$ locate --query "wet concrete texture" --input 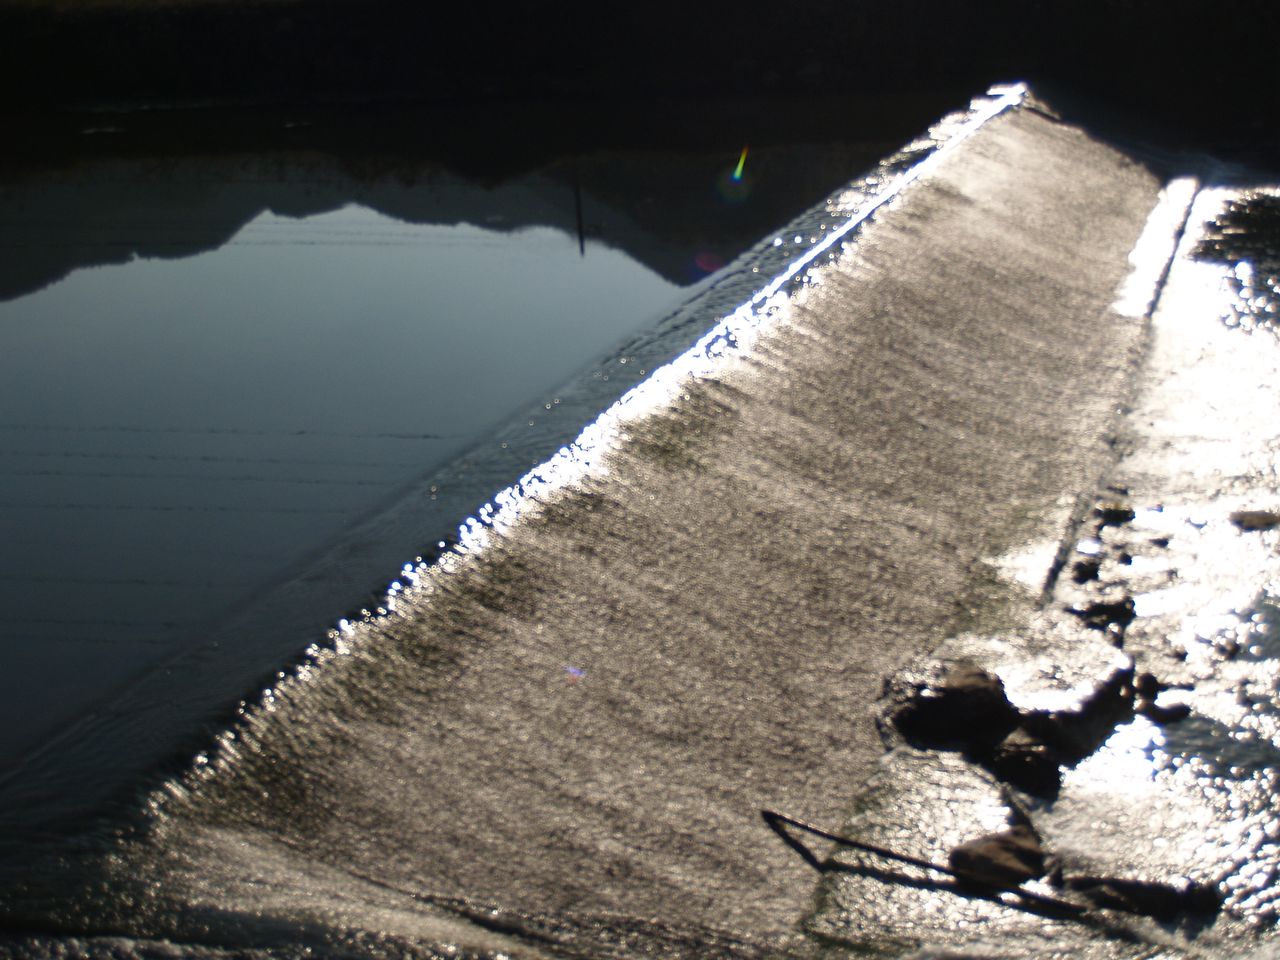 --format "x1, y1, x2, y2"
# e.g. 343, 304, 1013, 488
806, 185, 1280, 957
14, 103, 1175, 958
1046, 187, 1280, 933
